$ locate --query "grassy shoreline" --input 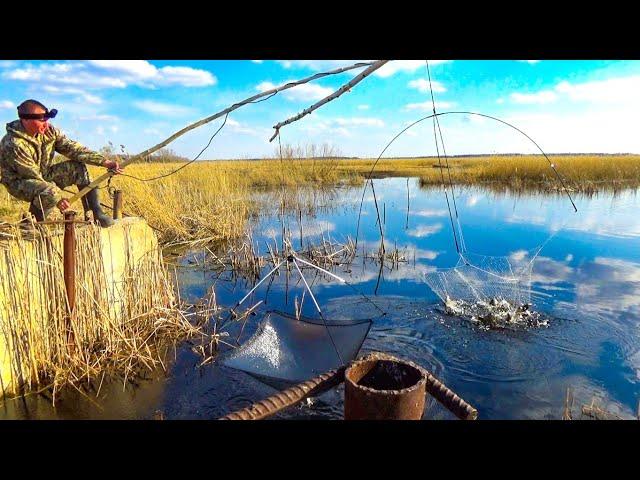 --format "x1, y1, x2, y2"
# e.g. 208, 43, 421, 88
1, 155, 639, 243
